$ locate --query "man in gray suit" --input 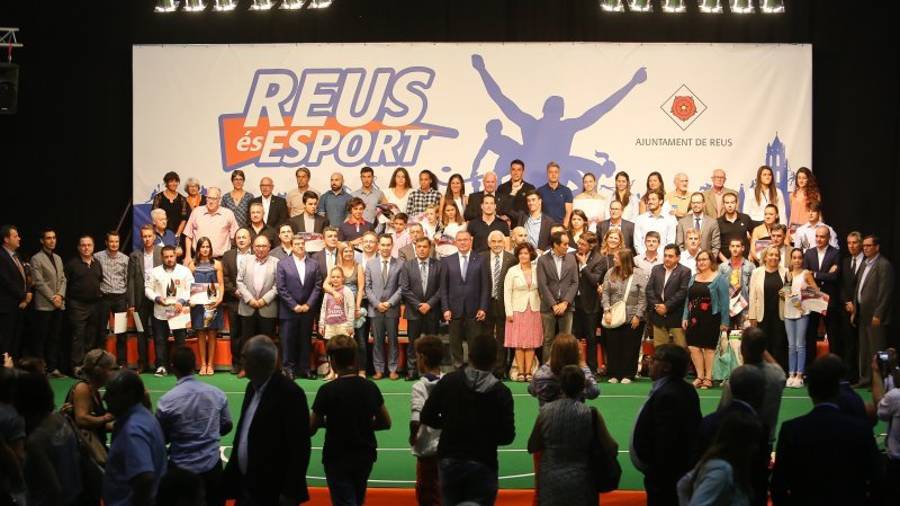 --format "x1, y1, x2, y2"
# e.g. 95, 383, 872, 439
853, 235, 895, 387
237, 235, 280, 347
31, 227, 67, 376
676, 192, 721, 259
536, 230, 579, 358
399, 236, 443, 380
126, 224, 161, 373
365, 234, 403, 379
